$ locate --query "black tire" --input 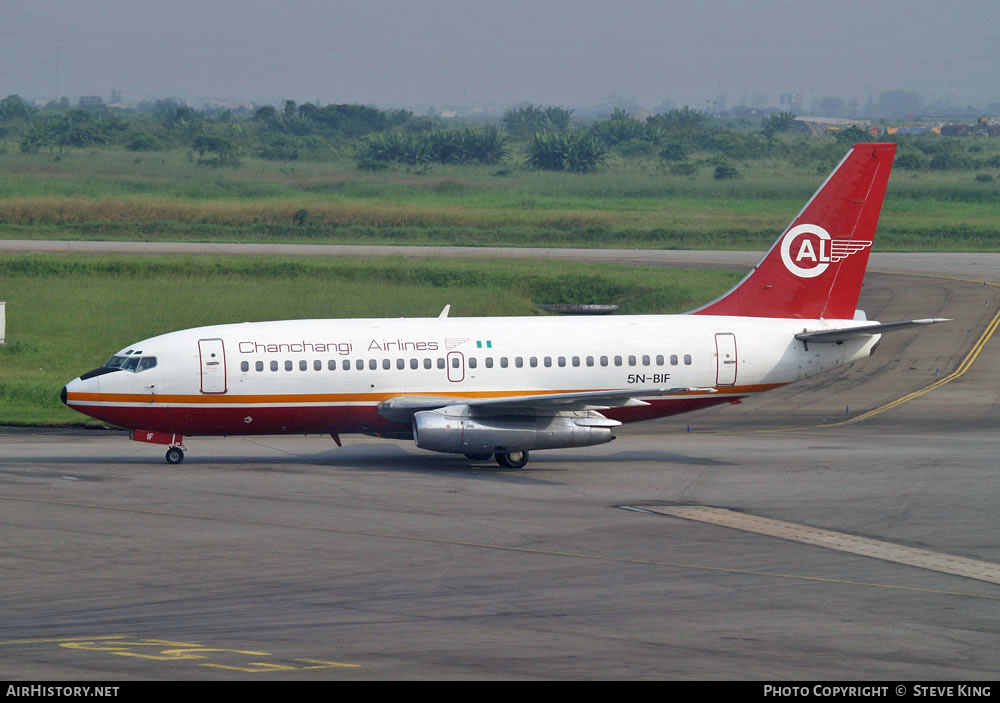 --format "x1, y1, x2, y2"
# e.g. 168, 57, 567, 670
505, 450, 529, 469
495, 450, 529, 469
165, 447, 184, 465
